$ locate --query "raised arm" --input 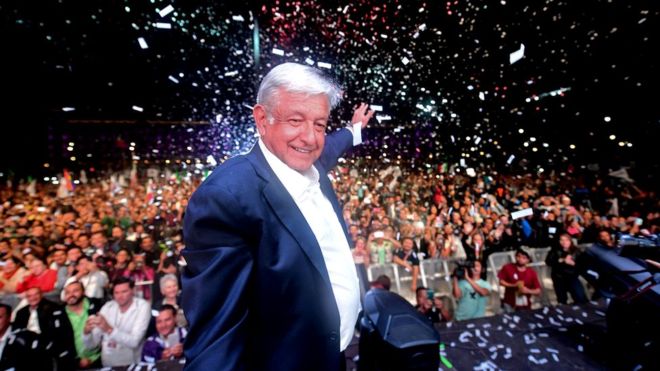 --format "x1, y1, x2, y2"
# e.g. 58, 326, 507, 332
316, 103, 374, 171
